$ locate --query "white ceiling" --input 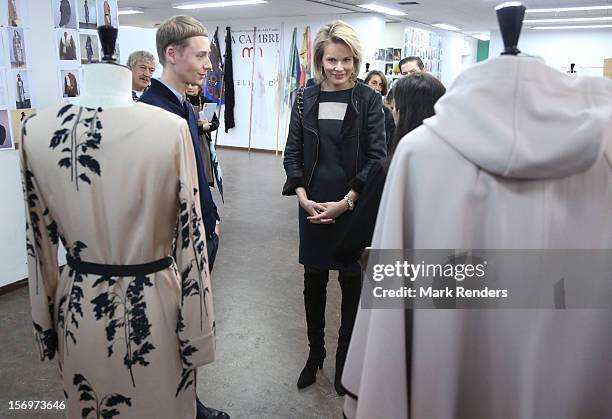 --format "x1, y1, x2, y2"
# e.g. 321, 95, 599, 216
118, 0, 612, 32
